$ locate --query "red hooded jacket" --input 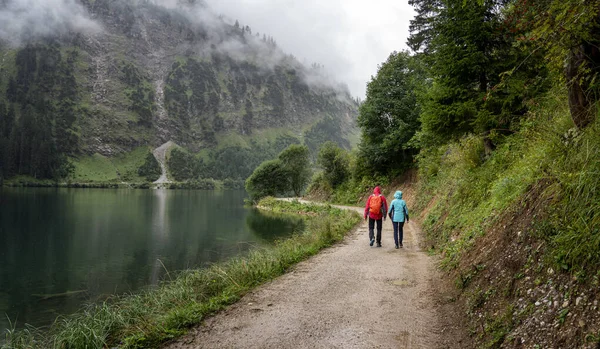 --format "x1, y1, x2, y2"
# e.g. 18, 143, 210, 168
364, 186, 388, 220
